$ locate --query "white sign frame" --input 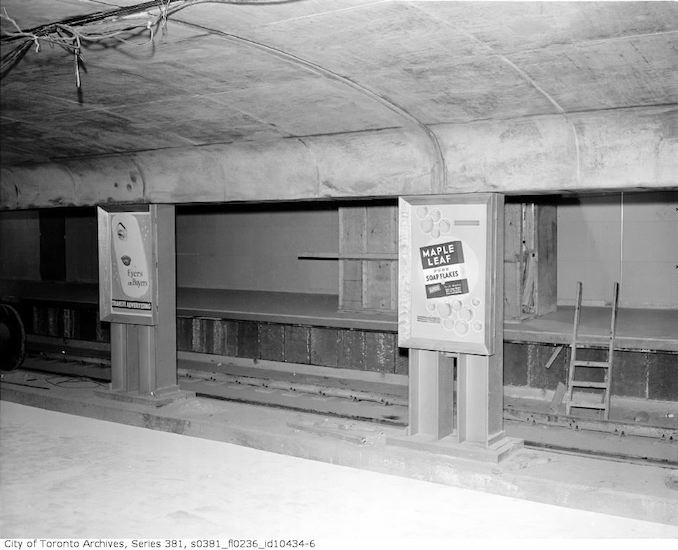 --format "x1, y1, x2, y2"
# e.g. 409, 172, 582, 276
98, 206, 158, 325
398, 193, 502, 356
